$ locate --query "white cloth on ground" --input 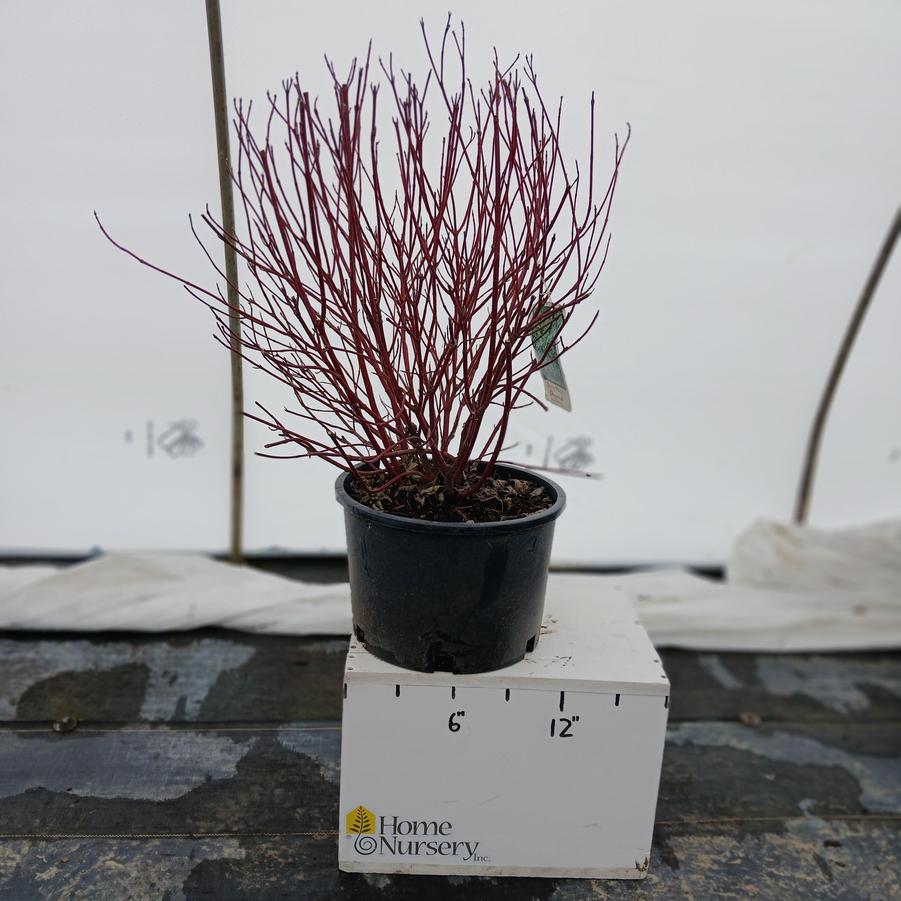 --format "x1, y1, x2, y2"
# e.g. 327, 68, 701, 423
1, 519, 899, 651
